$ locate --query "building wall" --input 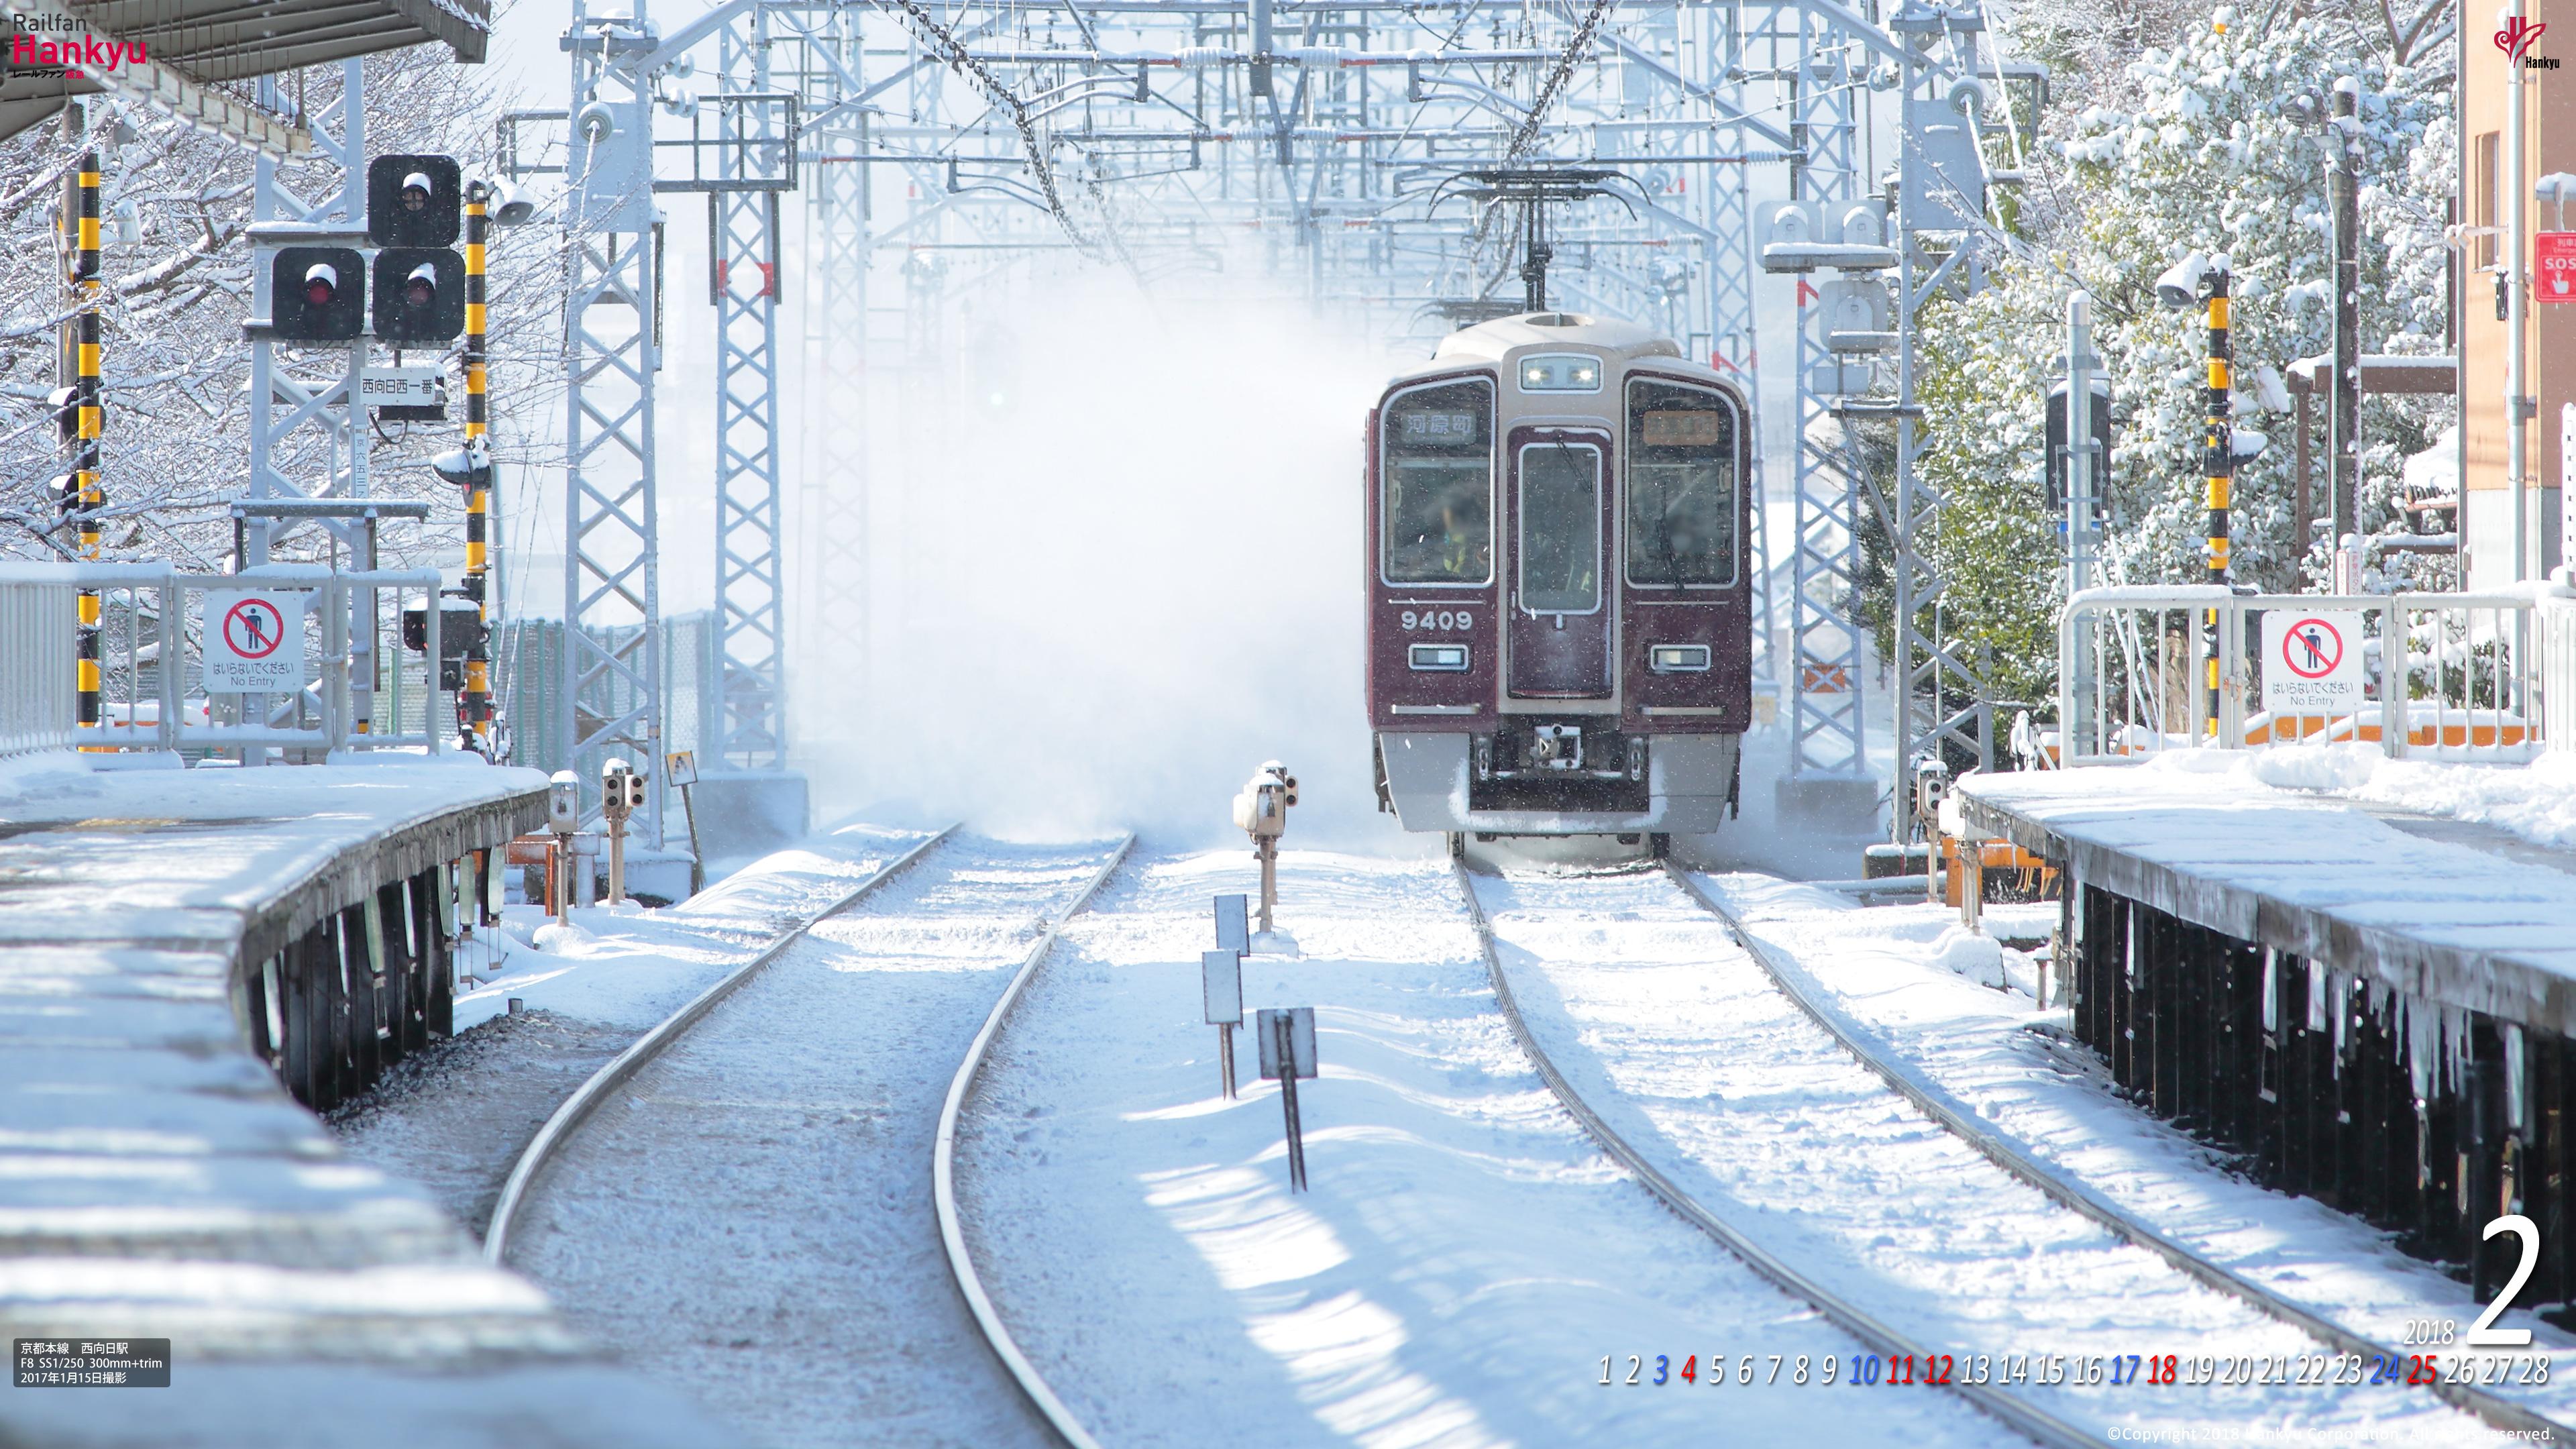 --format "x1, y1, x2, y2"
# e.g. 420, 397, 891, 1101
2463, 0, 2575, 586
